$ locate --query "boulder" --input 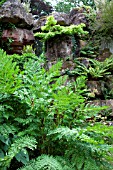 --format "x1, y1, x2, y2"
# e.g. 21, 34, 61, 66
0, 0, 34, 29
45, 35, 74, 61
30, 0, 53, 17
2, 28, 35, 54
52, 12, 69, 26
69, 7, 90, 27
87, 80, 104, 97
33, 12, 69, 32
